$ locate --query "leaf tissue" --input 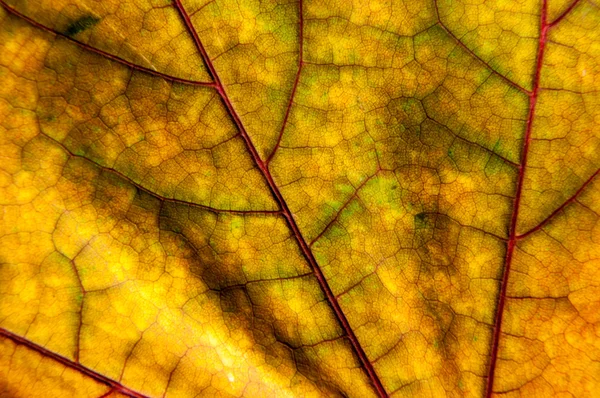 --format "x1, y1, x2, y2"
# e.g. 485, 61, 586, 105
0, 0, 599, 396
